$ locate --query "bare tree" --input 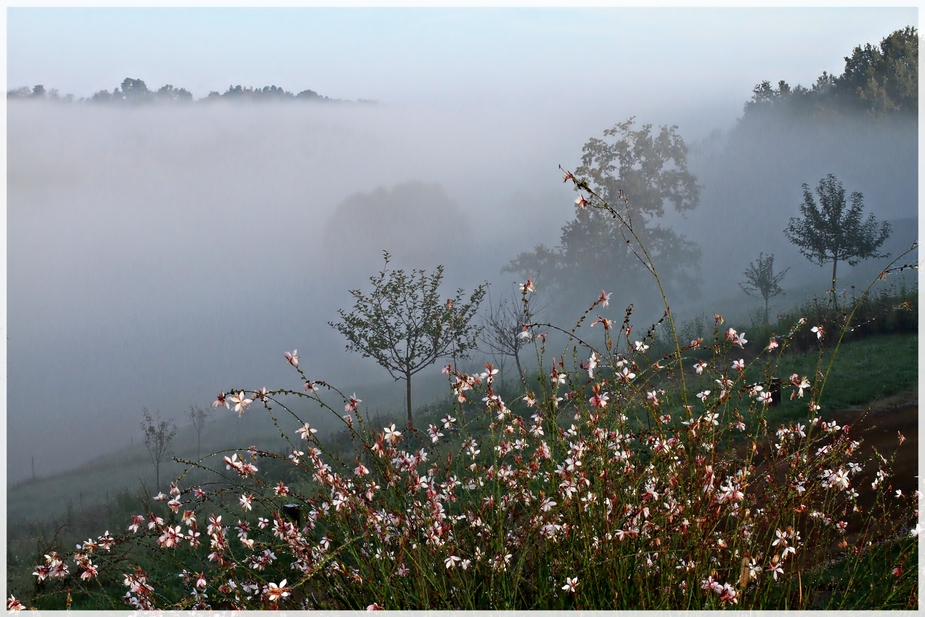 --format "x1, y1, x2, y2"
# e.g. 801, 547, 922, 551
187, 405, 213, 460
480, 284, 545, 382
141, 408, 177, 493
739, 252, 789, 326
